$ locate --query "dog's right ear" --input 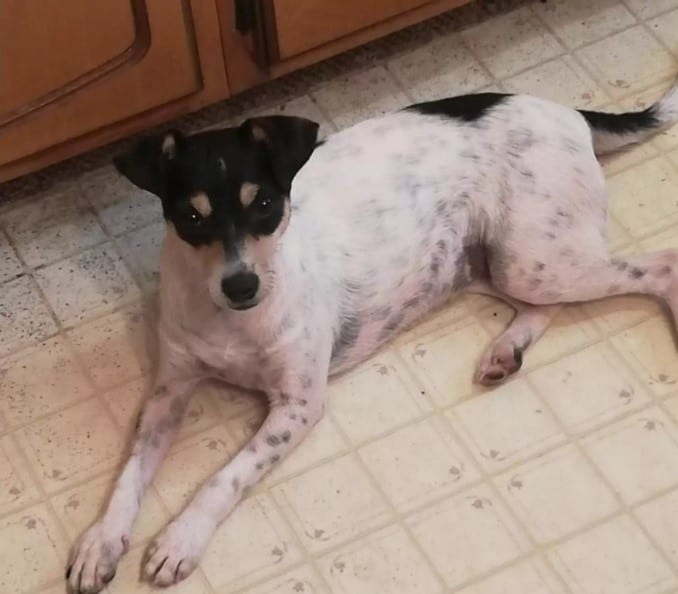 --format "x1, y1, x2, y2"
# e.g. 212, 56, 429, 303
113, 130, 184, 198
